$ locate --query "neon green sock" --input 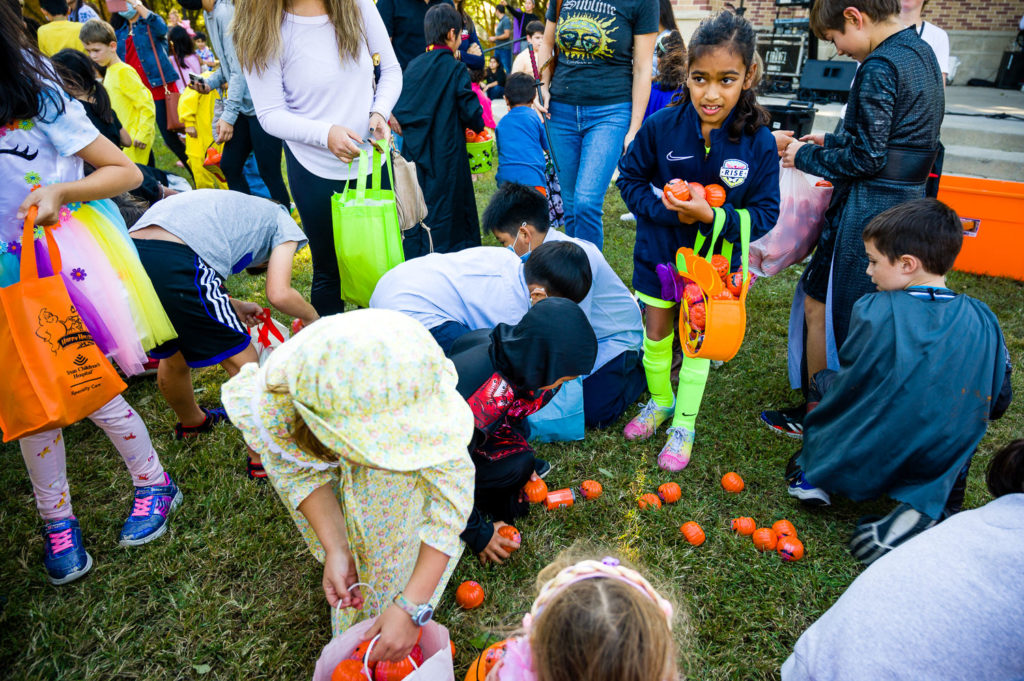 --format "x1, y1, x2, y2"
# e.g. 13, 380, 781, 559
673, 356, 711, 430
642, 331, 675, 409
